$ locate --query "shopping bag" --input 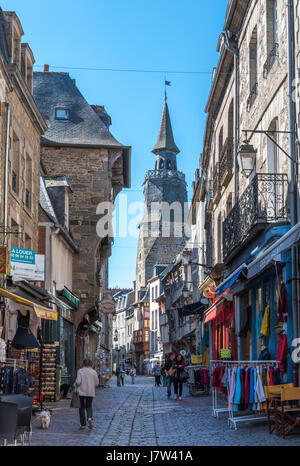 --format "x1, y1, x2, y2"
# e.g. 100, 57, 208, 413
70, 389, 81, 408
